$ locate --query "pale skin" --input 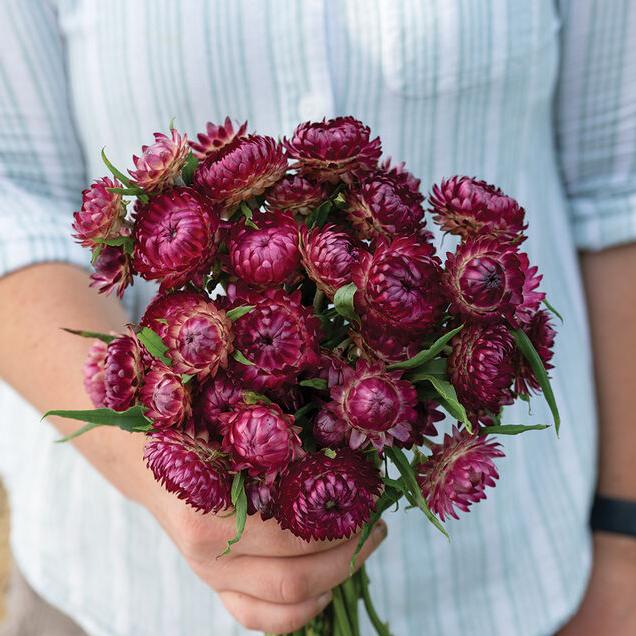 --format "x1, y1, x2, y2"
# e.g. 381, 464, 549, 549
0, 263, 387, 634
1, 245, 634, 634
